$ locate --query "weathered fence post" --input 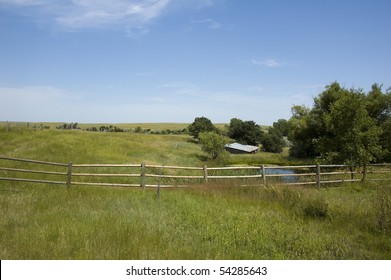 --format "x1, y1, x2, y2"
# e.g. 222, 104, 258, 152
203, 165, 208, 183
141, 162, 146, 189
316, 164, 321, 188
349, 166, 355, 180
66, 162, 72, 188
262, 164, 266, 185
